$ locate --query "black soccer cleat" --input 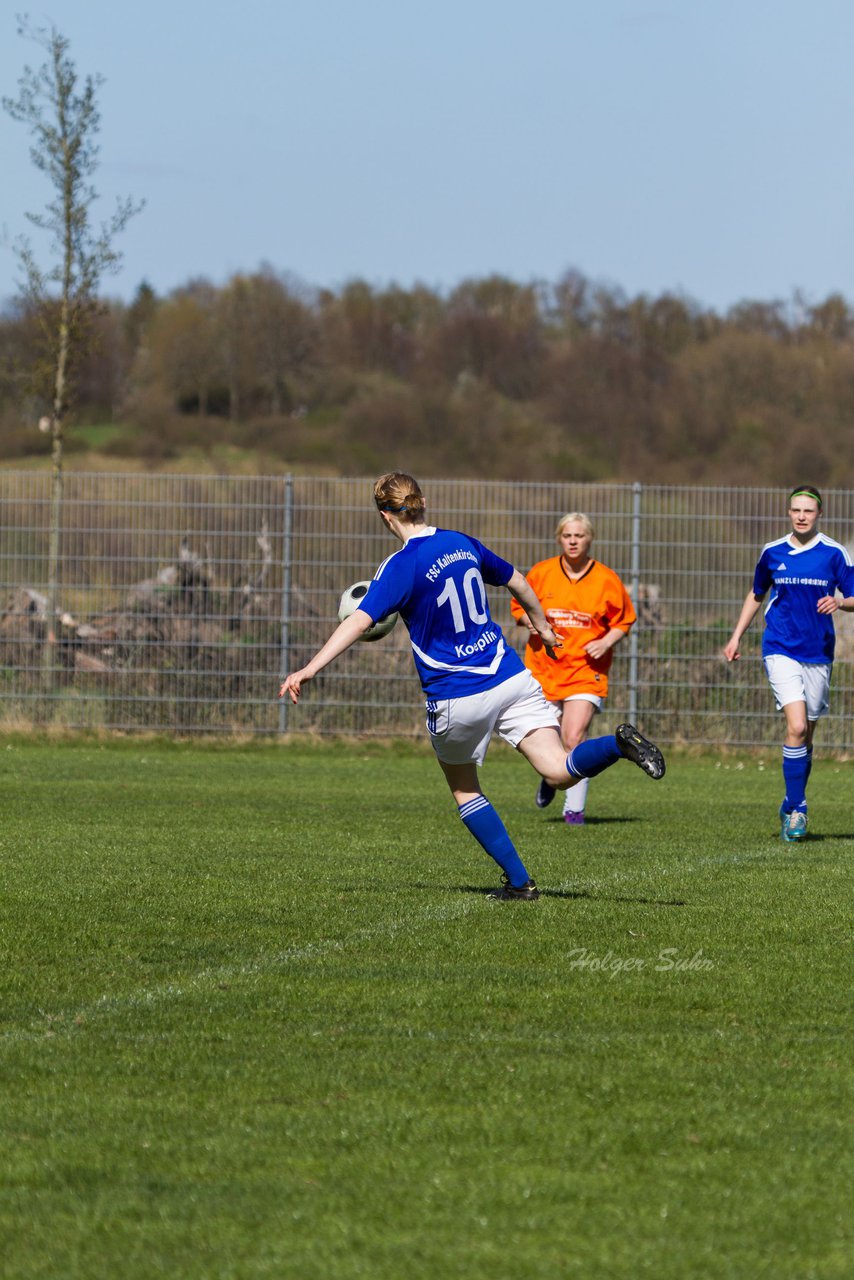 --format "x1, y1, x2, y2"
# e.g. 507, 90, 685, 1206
535, 778, 556, 809
489, 876, 541, 901
616, 723, 666, 780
